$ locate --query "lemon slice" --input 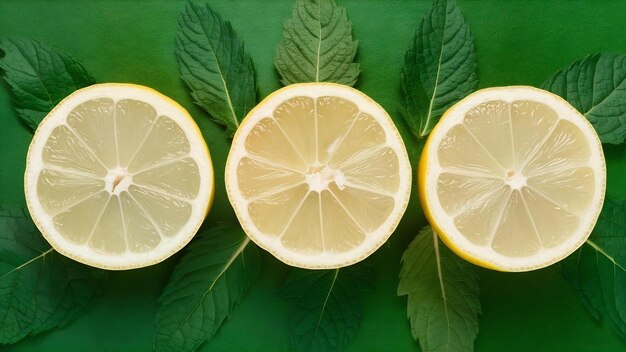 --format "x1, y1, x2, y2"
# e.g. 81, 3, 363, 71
24, 83, 214, 270
225, 83, 412, 269
419, 86, 606, 272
